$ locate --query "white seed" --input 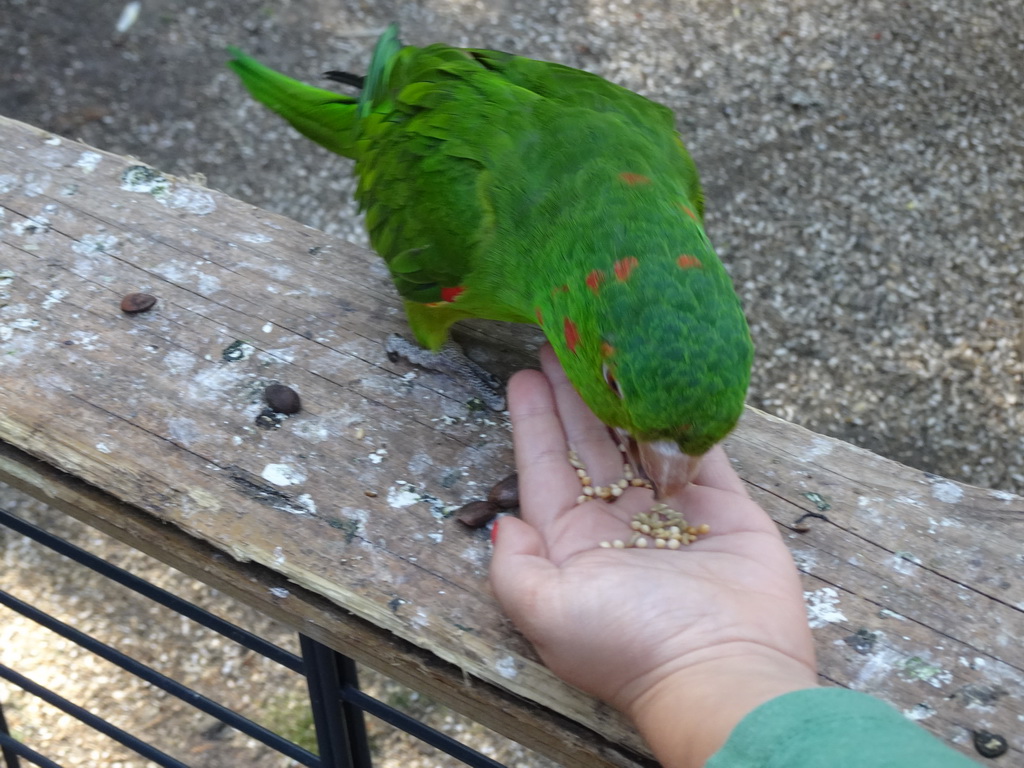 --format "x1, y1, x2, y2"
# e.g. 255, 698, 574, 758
654, 538, 667, 548
634, 536, 649, 548
612, 539, 625, 549
599, 541, 612, 548
667, 538, 681, 550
